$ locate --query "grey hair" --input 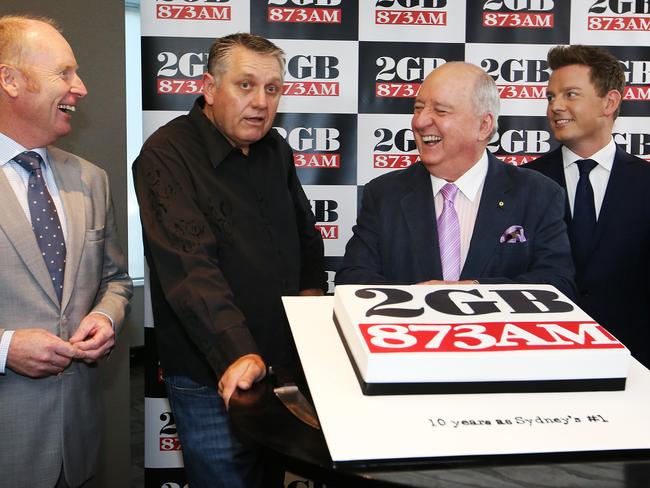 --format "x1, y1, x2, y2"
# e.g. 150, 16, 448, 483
471, 66, 500, 139
207, 32, 285, 85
